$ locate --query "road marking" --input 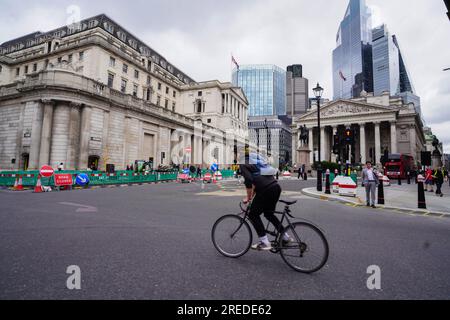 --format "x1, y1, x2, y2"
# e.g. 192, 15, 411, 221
59, 202, 98, 212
